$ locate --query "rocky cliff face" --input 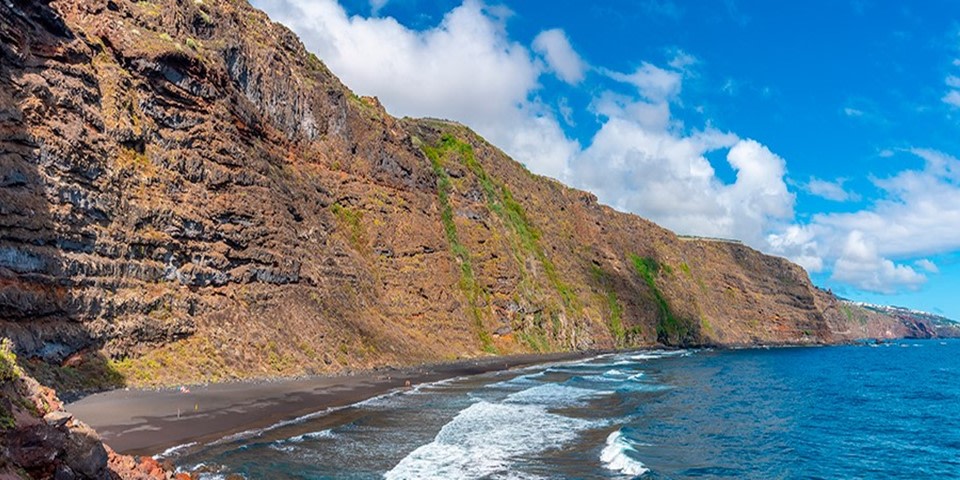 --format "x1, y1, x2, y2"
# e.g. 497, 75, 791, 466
0, 0, 924, 389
